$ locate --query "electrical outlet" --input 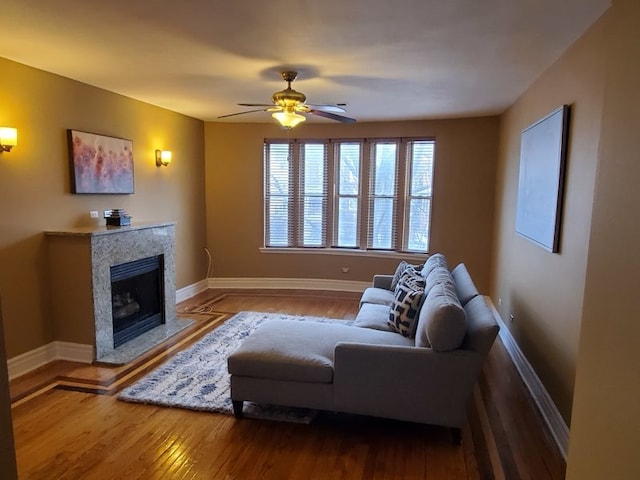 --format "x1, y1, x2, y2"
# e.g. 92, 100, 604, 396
90, 210, 99, 219
498, 298, 502, 306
